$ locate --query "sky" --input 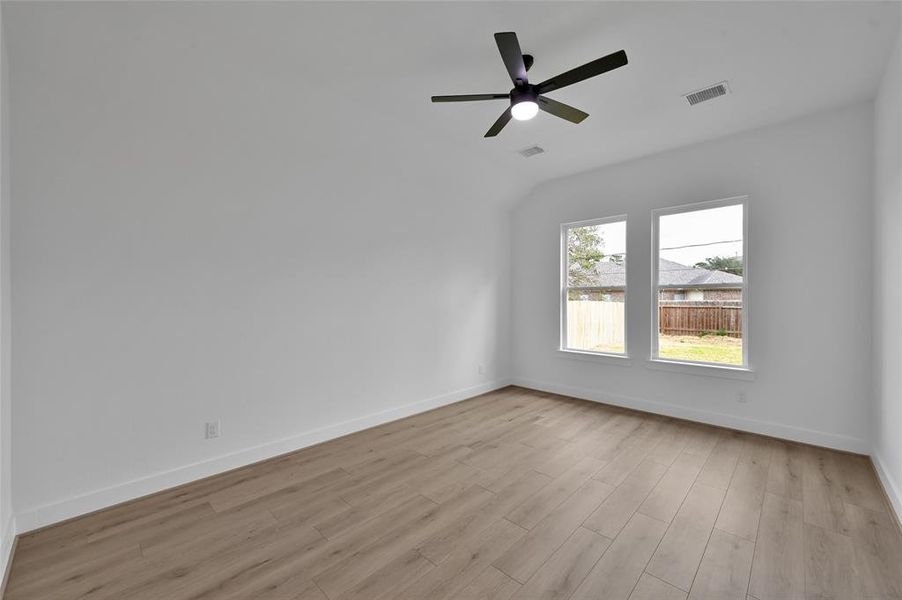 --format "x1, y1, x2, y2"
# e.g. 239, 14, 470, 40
595, 220, 626, 259
658, 204, 743, 266
577, 203, 742, 268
